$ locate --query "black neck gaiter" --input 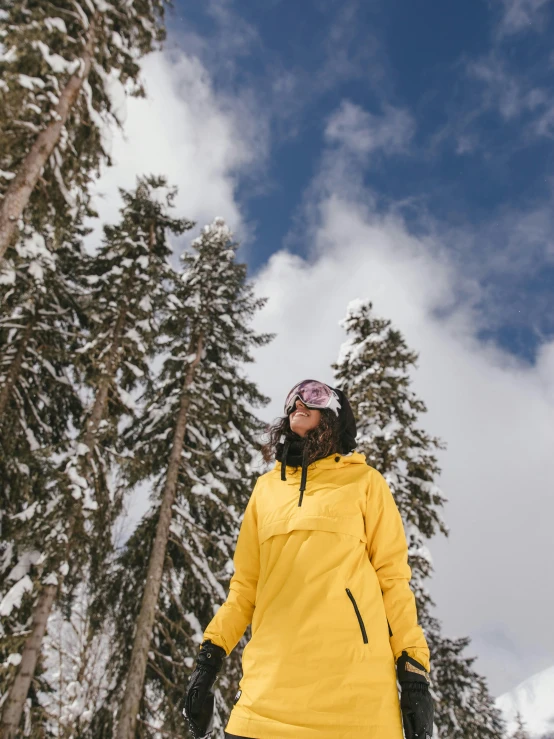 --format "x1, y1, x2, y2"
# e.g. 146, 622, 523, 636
275, 433, 306, 469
